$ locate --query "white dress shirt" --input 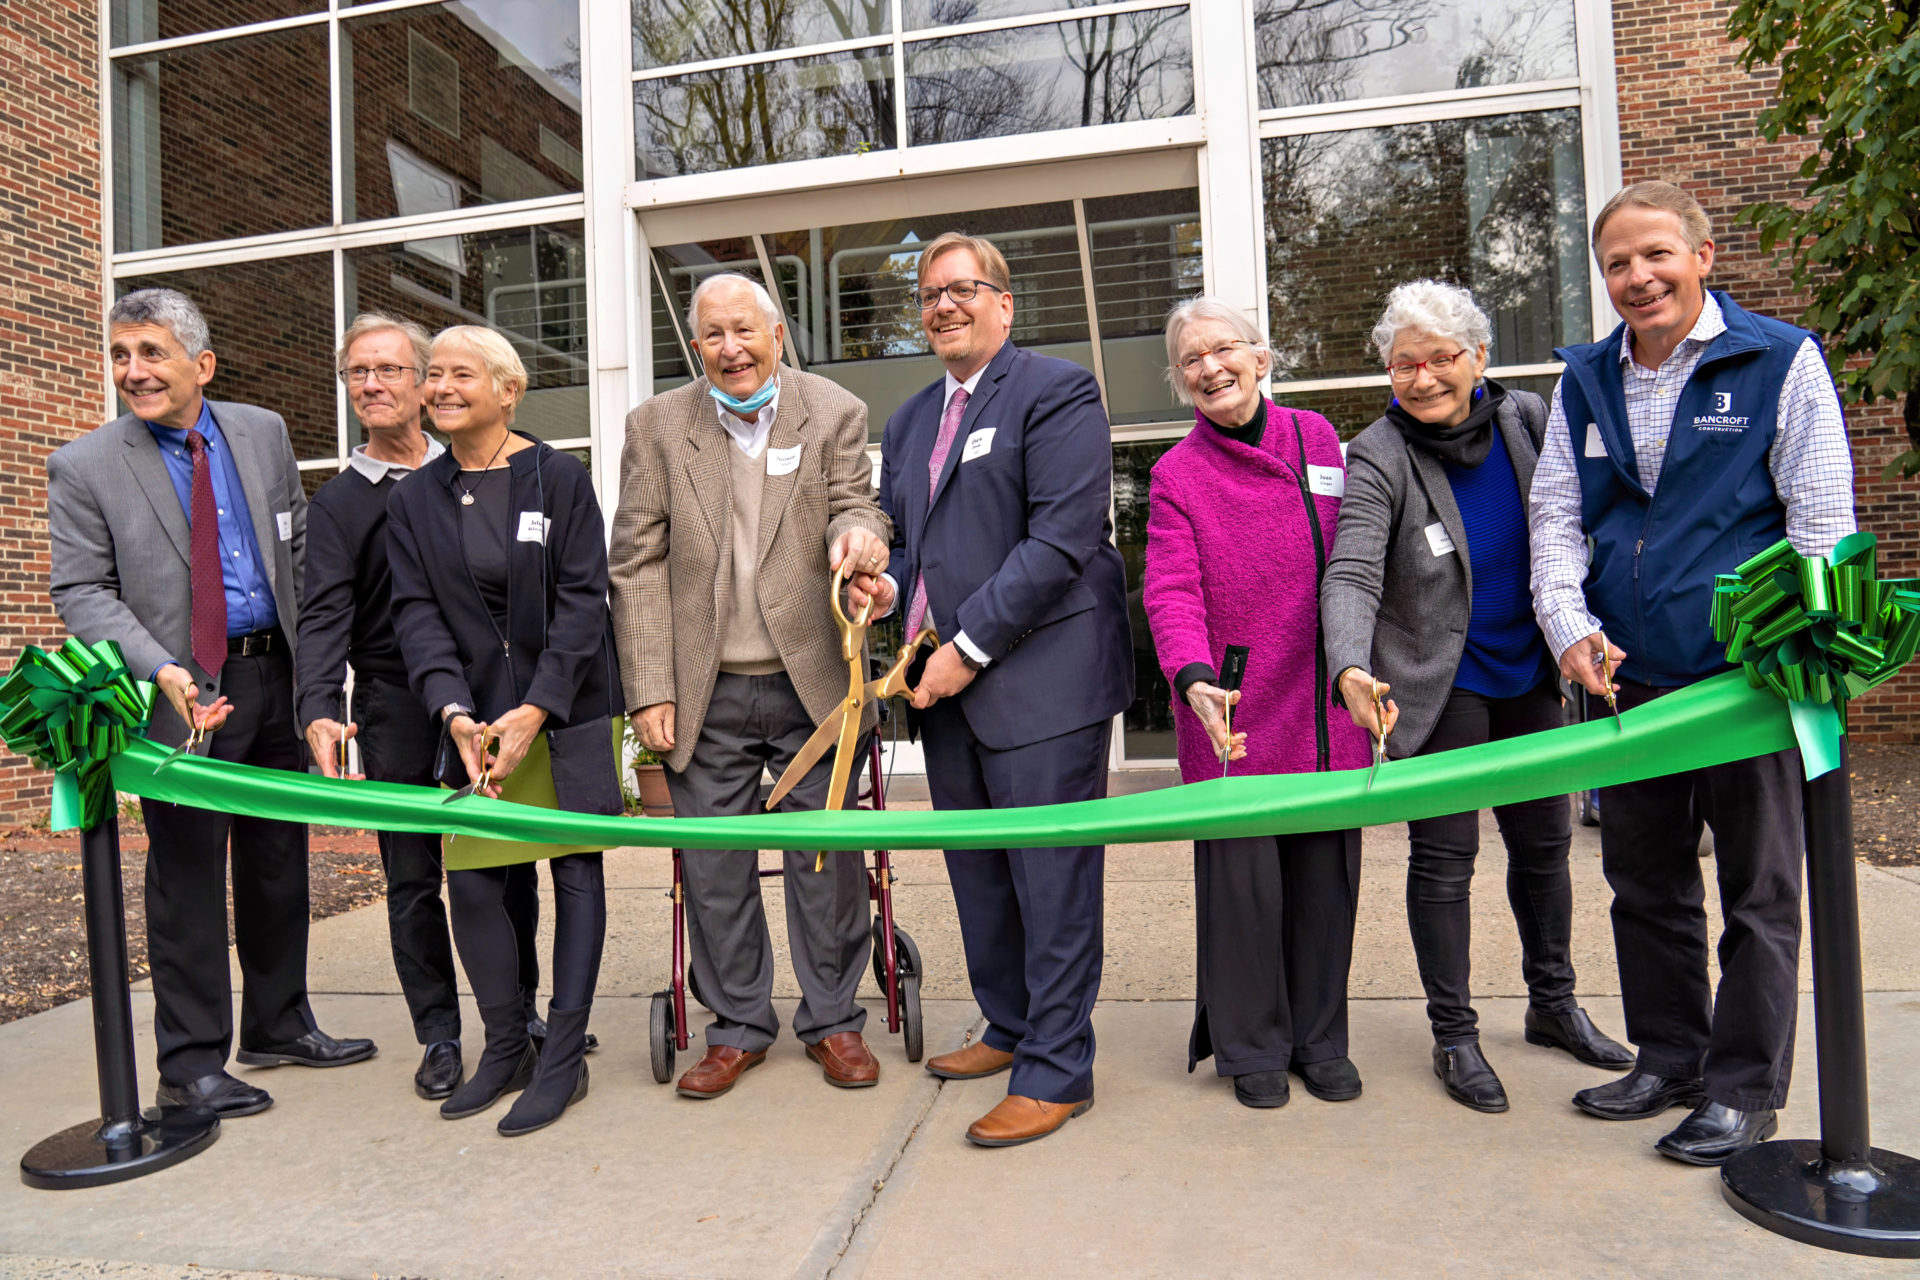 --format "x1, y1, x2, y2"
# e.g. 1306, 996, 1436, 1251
1529, 294, 1857, 660
713, 379, 778, 459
